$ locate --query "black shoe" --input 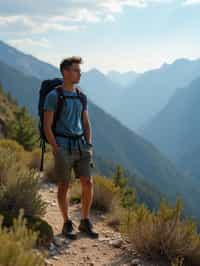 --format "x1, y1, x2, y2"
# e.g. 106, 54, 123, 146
78, 218, 99, 239
62, 219, 77, 240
